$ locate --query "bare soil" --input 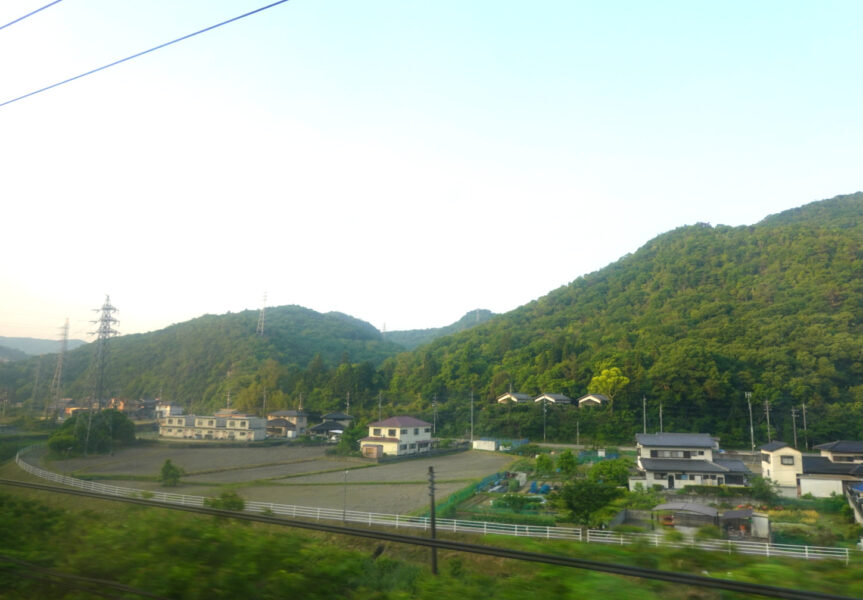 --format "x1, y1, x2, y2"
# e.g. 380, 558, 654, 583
43, 444, 515, 515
